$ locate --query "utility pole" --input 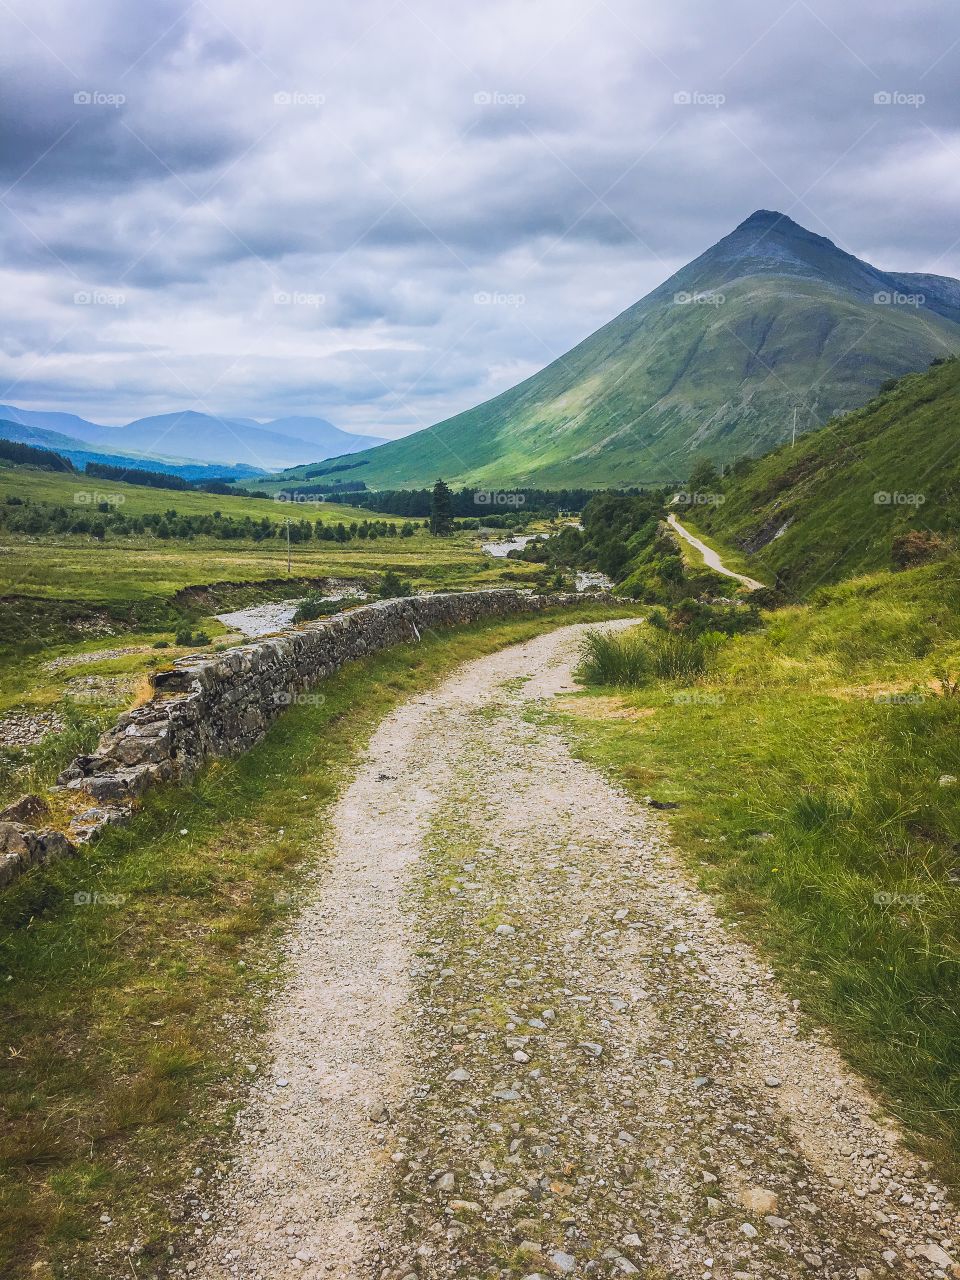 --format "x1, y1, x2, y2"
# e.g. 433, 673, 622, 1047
791, 407, 797, 448
286, 518, 291, 576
